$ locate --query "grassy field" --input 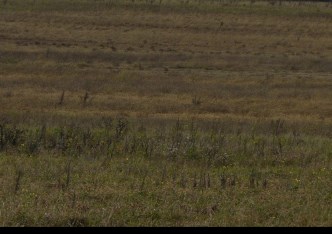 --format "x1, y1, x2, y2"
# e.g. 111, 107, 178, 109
0, 0, 331, 226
